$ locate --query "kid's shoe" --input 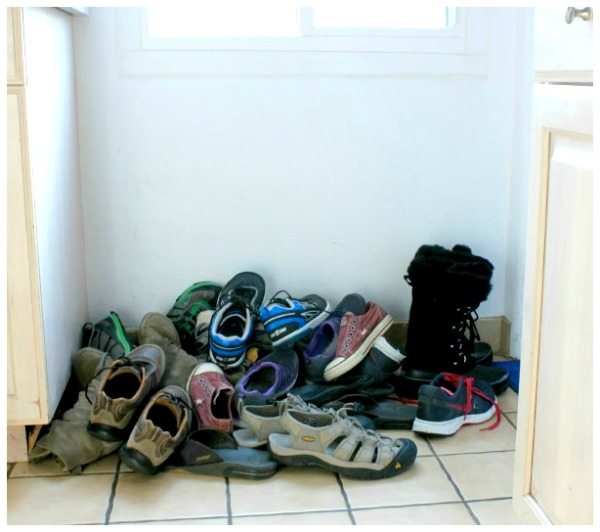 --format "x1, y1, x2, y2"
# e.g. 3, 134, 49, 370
303, 293, 366, 383
167, 282, 223, 356
234, 347, 299, 403
259, 291, 330, 347
187, 362, 235, 433
81, 311, 135, 357
209, 272, 265, 370
412, 372, 501, 436
323, 302, 393, 382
